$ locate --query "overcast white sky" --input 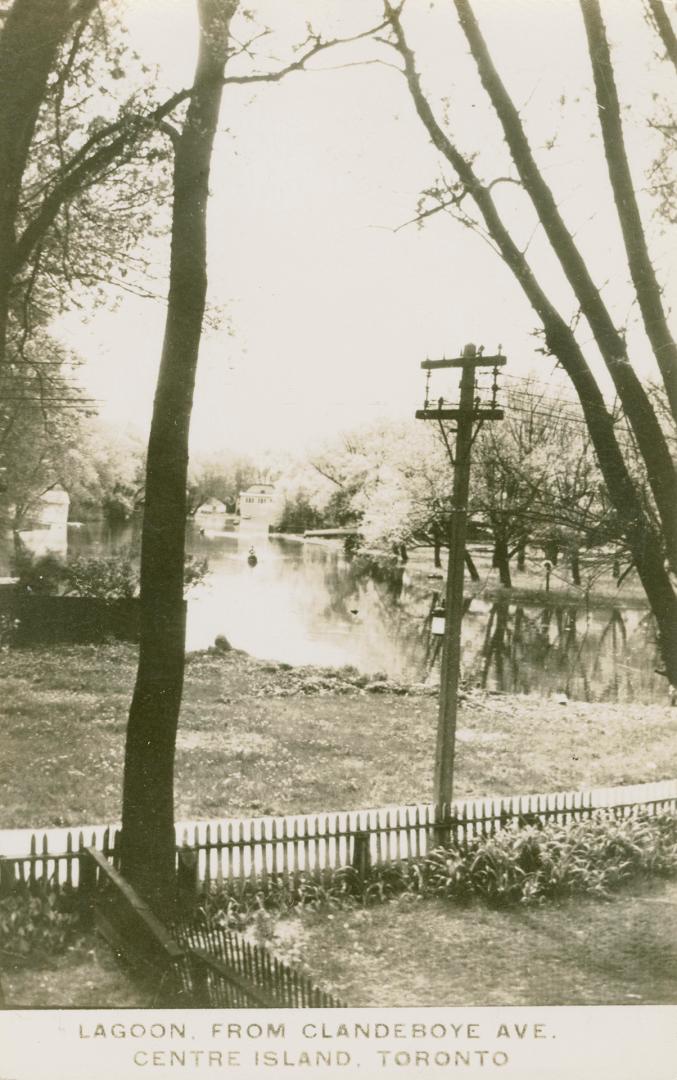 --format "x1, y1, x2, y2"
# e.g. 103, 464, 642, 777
55, 0, 675, 457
